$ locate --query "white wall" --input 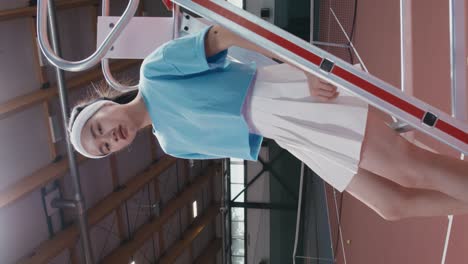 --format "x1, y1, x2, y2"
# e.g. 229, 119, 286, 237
245, 0, 276, 24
